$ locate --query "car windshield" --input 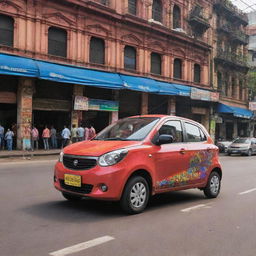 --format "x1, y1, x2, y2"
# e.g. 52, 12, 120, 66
94, 117, 160, 141
233, 138, 250, 144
